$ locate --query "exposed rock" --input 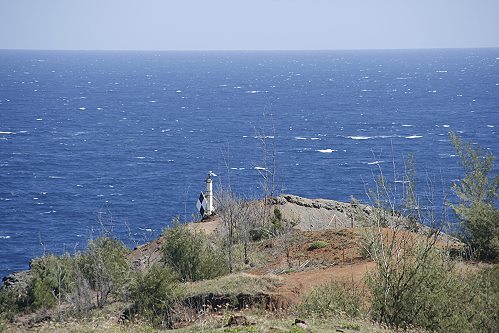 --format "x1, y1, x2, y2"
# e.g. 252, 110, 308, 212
274, 194, 374, 231
1, 270, 32, 291
225, 315, 250, 327
293, 318, 312, 332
